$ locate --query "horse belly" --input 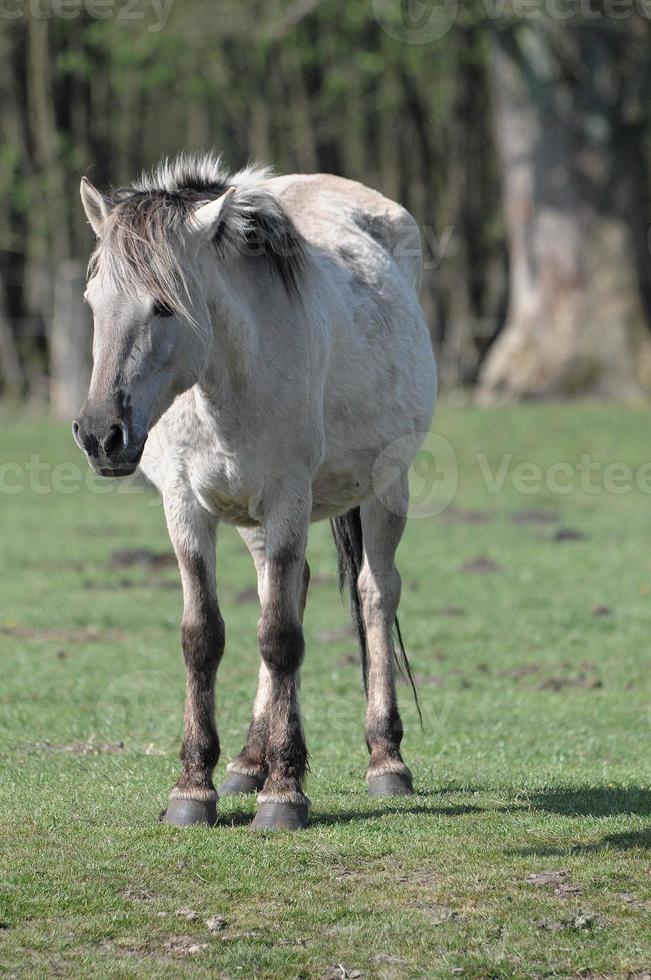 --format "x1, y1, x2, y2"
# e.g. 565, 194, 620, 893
197, 469, 371, 526
199, 488, 261, 526
310, 457, 375, 521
